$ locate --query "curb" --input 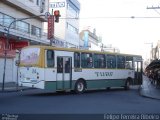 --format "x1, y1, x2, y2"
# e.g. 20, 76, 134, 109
0, 87, 35, 93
